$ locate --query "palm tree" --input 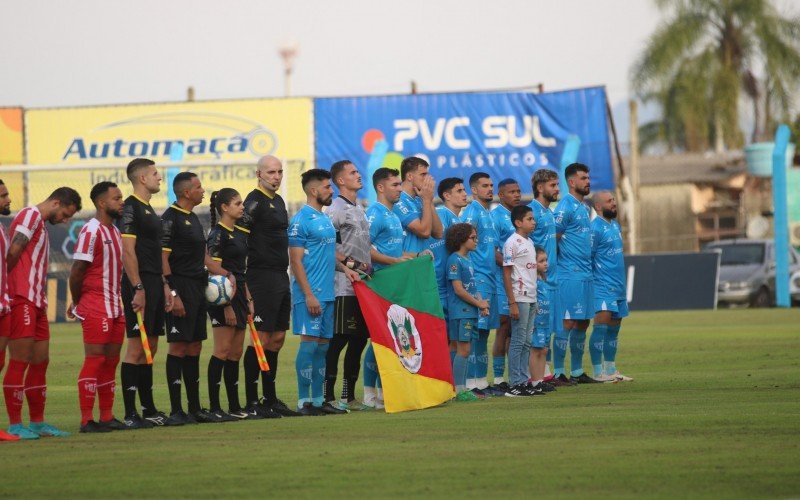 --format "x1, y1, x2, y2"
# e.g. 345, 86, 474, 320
632, 0, 800, 152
